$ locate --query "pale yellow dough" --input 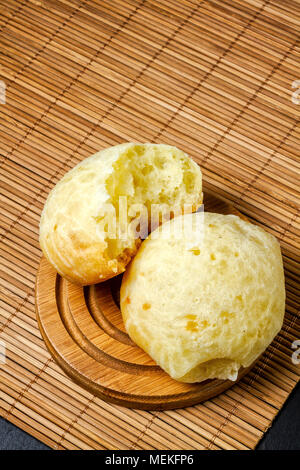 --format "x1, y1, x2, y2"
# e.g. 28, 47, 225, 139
120, 212, 285, 383
39, 143, 202, 285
